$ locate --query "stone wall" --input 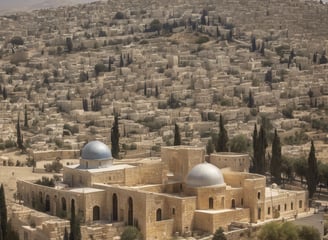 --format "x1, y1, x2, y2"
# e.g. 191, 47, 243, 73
210, 153, 250, 172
